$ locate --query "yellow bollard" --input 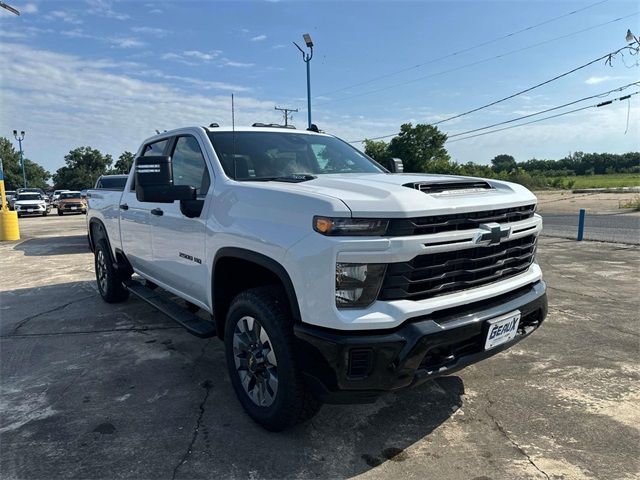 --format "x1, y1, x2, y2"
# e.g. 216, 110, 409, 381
0, 177, 20, 241
0, 209, 20, 241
